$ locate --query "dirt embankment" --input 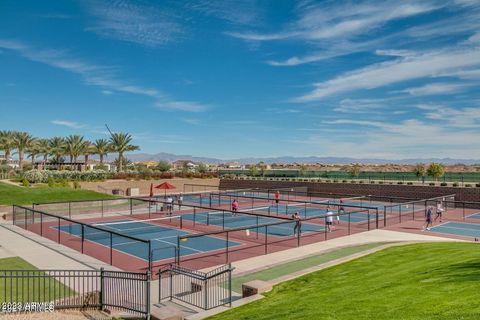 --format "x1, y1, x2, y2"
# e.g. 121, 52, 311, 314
79, 178, 220, 195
